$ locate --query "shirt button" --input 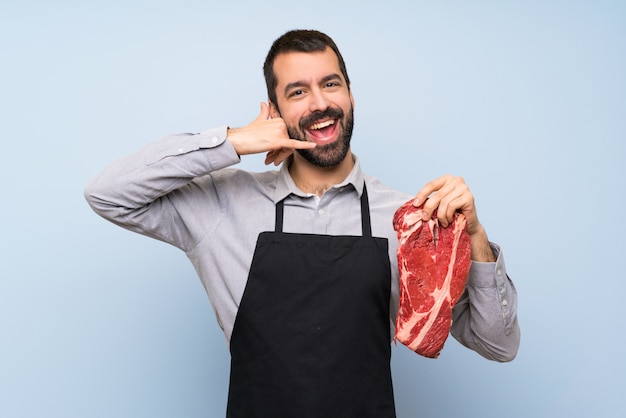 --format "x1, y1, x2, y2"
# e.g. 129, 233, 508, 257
496, 269, 502, 276
318, 209, 324, 215
177, 148, 185, 154
211, 136, 219, 143
502, 299, 508, 306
